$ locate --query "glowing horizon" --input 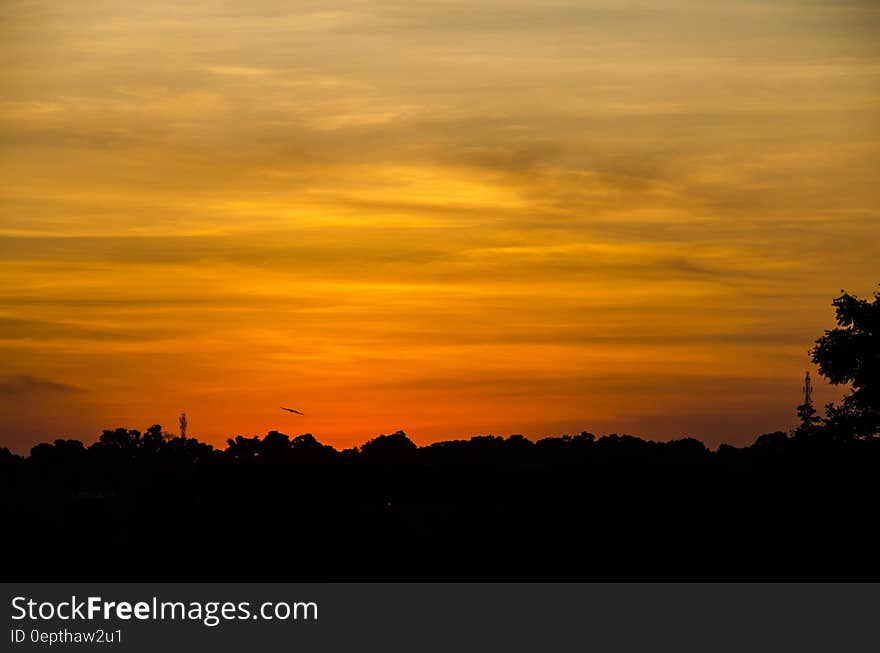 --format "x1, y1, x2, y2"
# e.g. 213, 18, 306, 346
1, 0, 878, 453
